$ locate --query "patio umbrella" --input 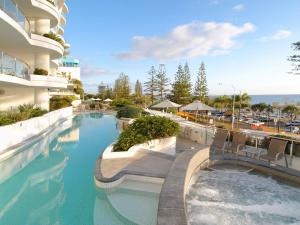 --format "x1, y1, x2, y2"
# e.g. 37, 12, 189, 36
104, 98, 113, 103
180, 100, 215, 122
180, 100, 215, 111
151, 99, 181, 109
